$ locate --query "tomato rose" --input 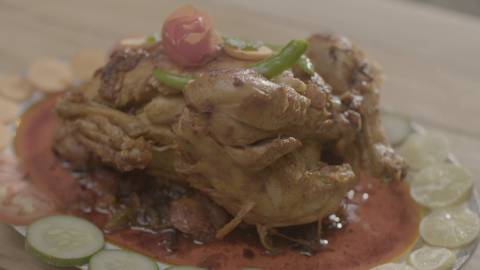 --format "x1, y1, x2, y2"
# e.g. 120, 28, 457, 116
162, 5, 221, 67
